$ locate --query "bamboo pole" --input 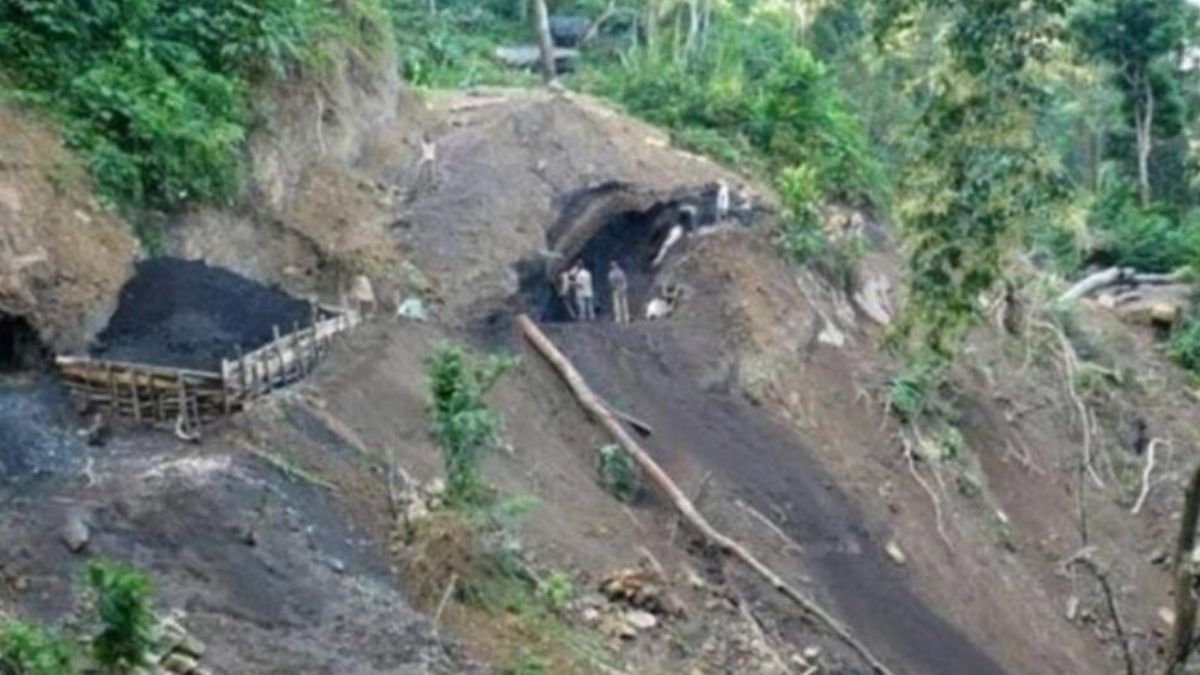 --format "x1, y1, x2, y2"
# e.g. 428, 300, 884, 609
515, 314, 896, 675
